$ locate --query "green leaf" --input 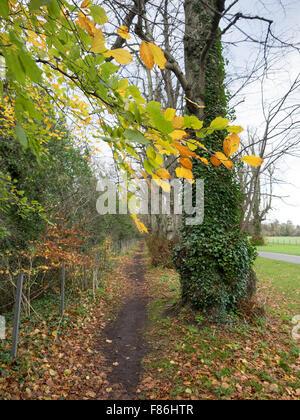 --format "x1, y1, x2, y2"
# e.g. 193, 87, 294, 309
69, 45, 80, 60
6, 52, 26, 84
184, 115, 203, 130
210, 117, 229, 130
19, 52, 42, 83
47, 0, 60, 18
89, 6, 108, 25
124, 129, 149, 145
144, 160, 154, 175
0, 0, 9, 18
29, 0, 53, 12
15, 94, 42, 120
15, 123, 28, 149
145, 101, 174, 134
101, 62, 118, 79
146, 146, 156, 160
227, 125, 244, 134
